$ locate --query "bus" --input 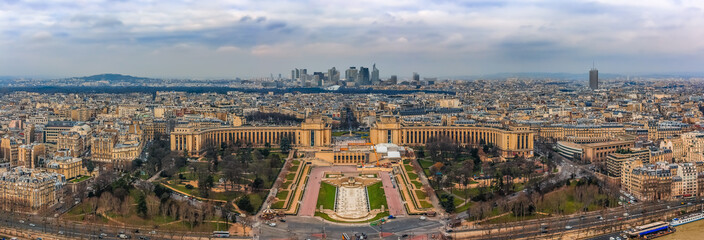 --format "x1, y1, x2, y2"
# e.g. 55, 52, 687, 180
624, 221, 675, 238
212, 231, 230, 238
